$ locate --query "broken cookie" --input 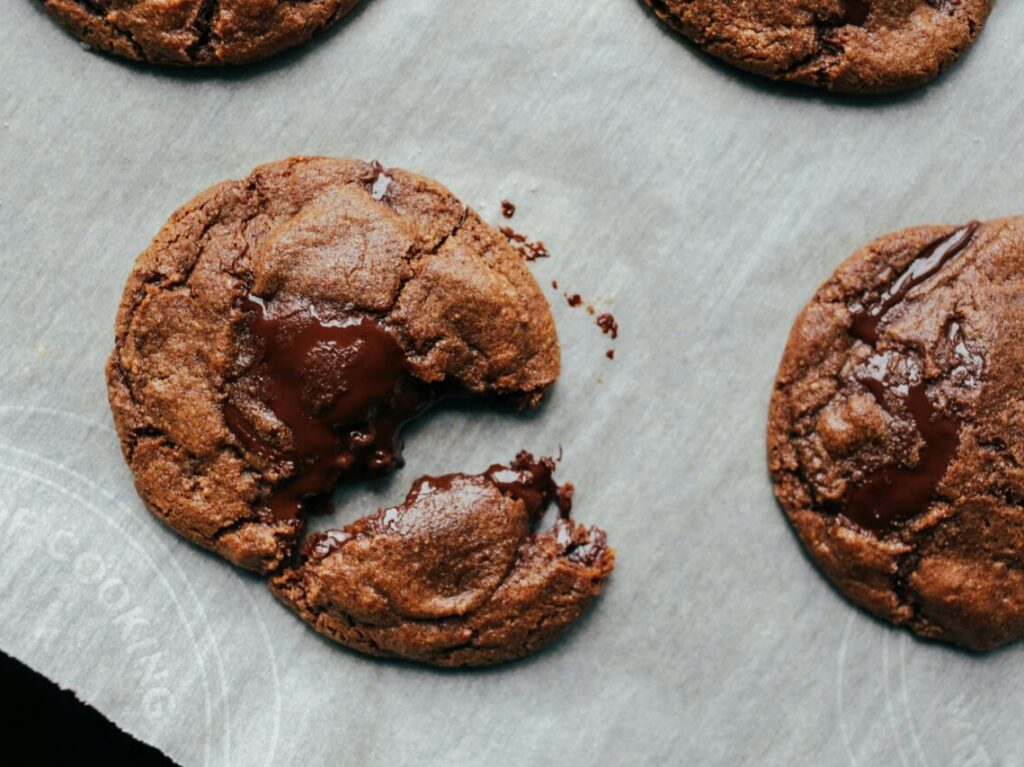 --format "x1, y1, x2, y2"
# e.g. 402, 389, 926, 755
106, 157, 560, 573
271, 453, 614, 666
